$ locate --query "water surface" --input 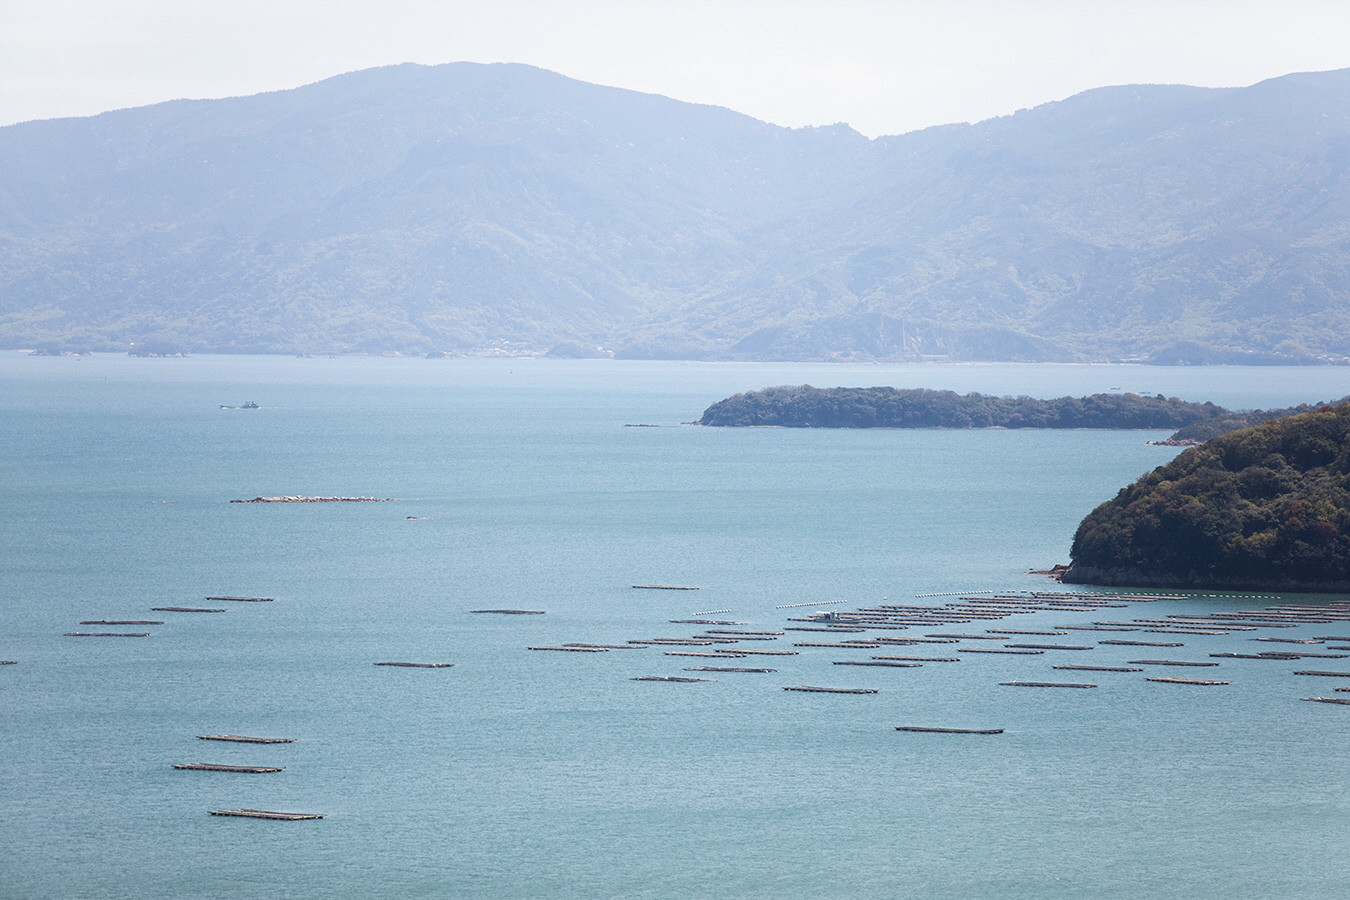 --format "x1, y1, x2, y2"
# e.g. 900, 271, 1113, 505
3, 355, 1348, 898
